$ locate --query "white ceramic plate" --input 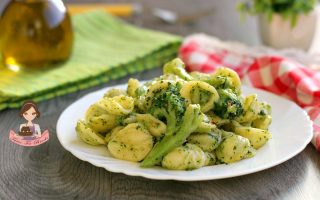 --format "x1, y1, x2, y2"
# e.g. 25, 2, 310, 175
57, 84, 313, 181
